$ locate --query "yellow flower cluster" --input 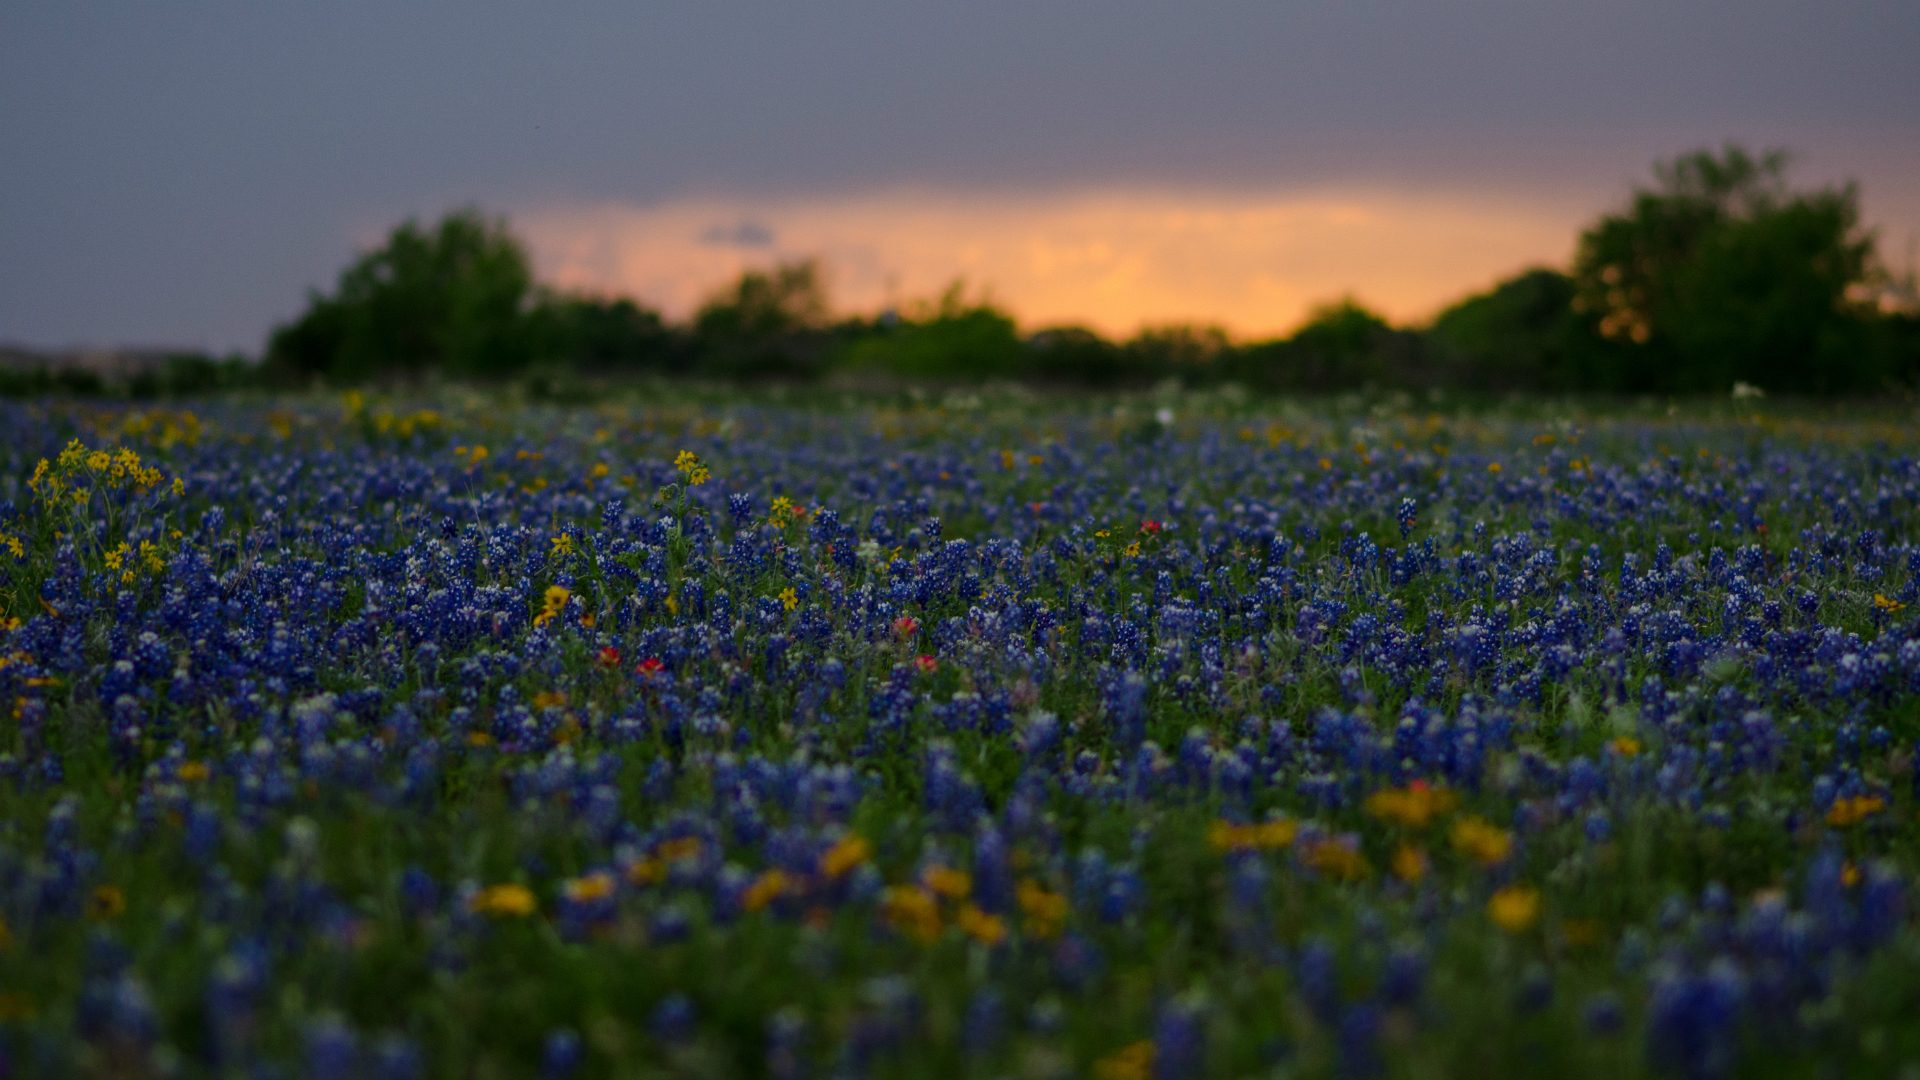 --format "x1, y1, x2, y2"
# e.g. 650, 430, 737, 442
875, 864, 1034, 946
120, 408, 205, 449
368, 408, 442, 438
674, 449, 710, 486
28, 440, 175, 509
